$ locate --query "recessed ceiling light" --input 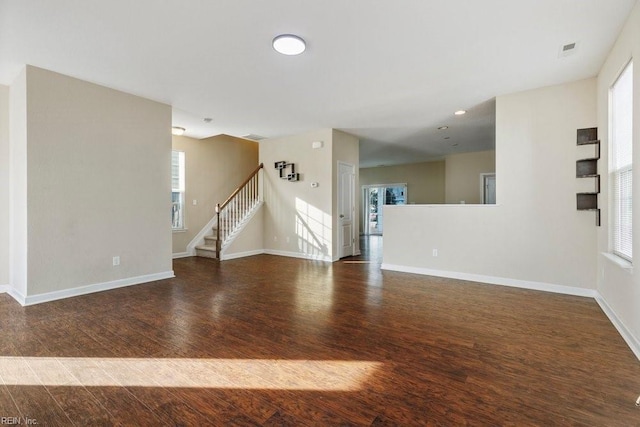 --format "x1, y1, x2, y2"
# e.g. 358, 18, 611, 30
452, 143, 459, 146
438, 126, 449, 130
273, 34, 306, 55
444, 137, 451, 140
172, 126, 185, 136
454, 110, 466, 116
203, 118, 213, 123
